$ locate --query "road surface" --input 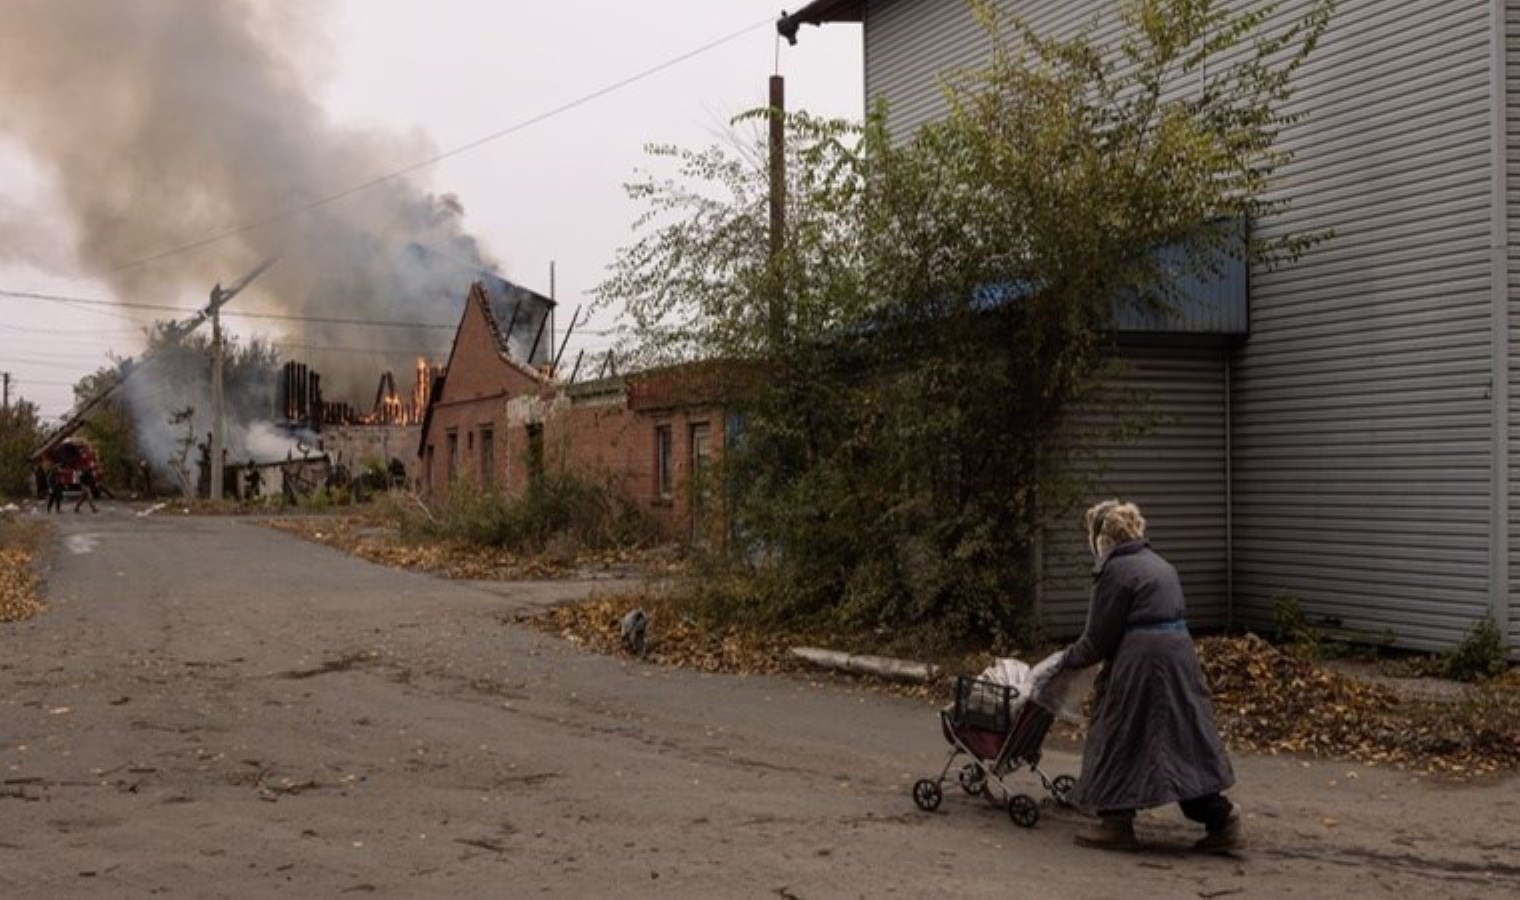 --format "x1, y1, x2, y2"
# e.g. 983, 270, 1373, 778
2, 510, 1516, 897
